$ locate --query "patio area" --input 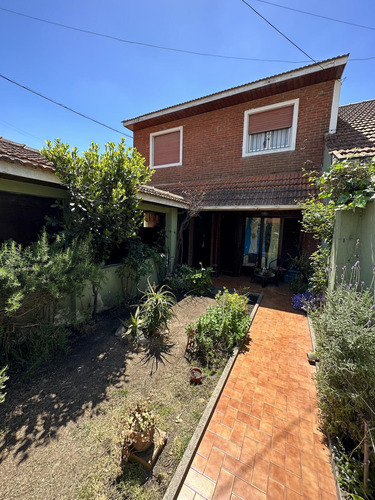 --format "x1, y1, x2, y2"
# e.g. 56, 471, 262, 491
177, 277, 337, 499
